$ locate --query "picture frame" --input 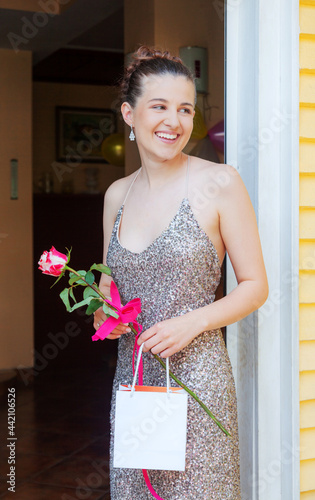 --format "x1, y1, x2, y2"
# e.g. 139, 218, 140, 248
56, 106, 117, 163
